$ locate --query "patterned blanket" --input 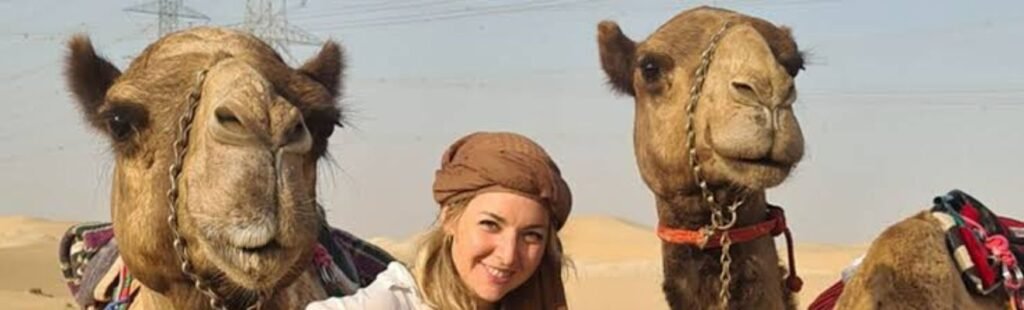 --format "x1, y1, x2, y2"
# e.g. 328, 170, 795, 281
59, 222, 396, 309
